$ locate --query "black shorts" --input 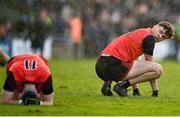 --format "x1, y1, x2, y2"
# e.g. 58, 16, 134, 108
95, 56, 129, 82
